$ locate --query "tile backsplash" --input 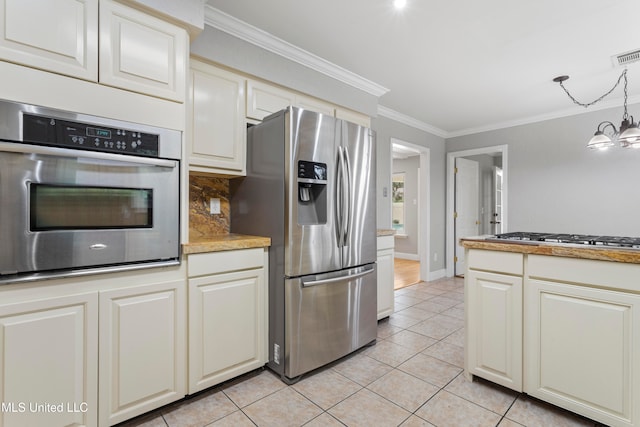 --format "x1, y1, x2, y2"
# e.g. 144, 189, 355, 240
189, 174, 231, 237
